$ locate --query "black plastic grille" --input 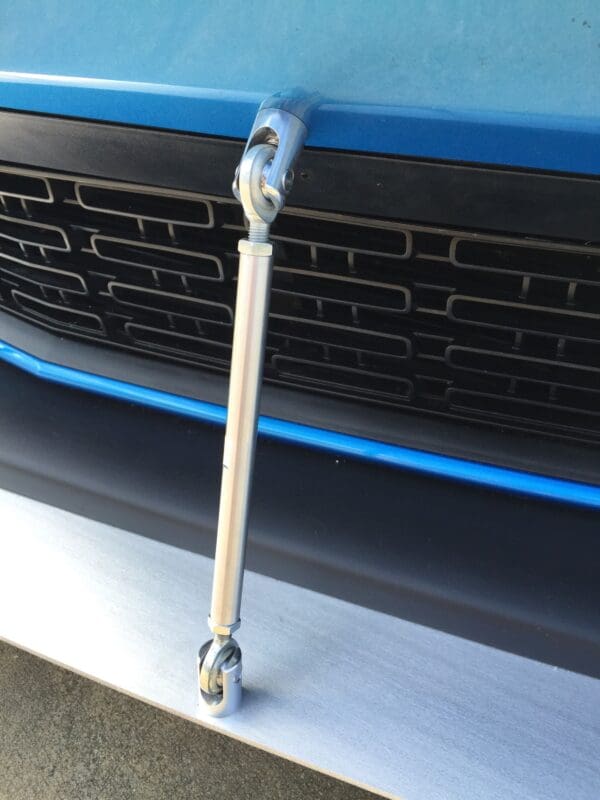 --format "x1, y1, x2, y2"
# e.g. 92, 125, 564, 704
0, 165, 599, 444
